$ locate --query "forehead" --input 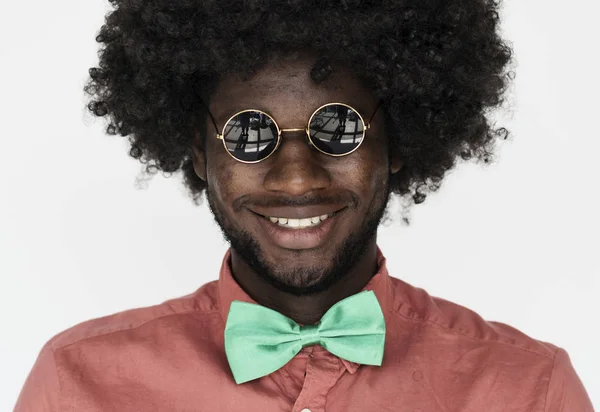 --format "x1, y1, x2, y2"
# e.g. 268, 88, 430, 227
209, 56, 376, 125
